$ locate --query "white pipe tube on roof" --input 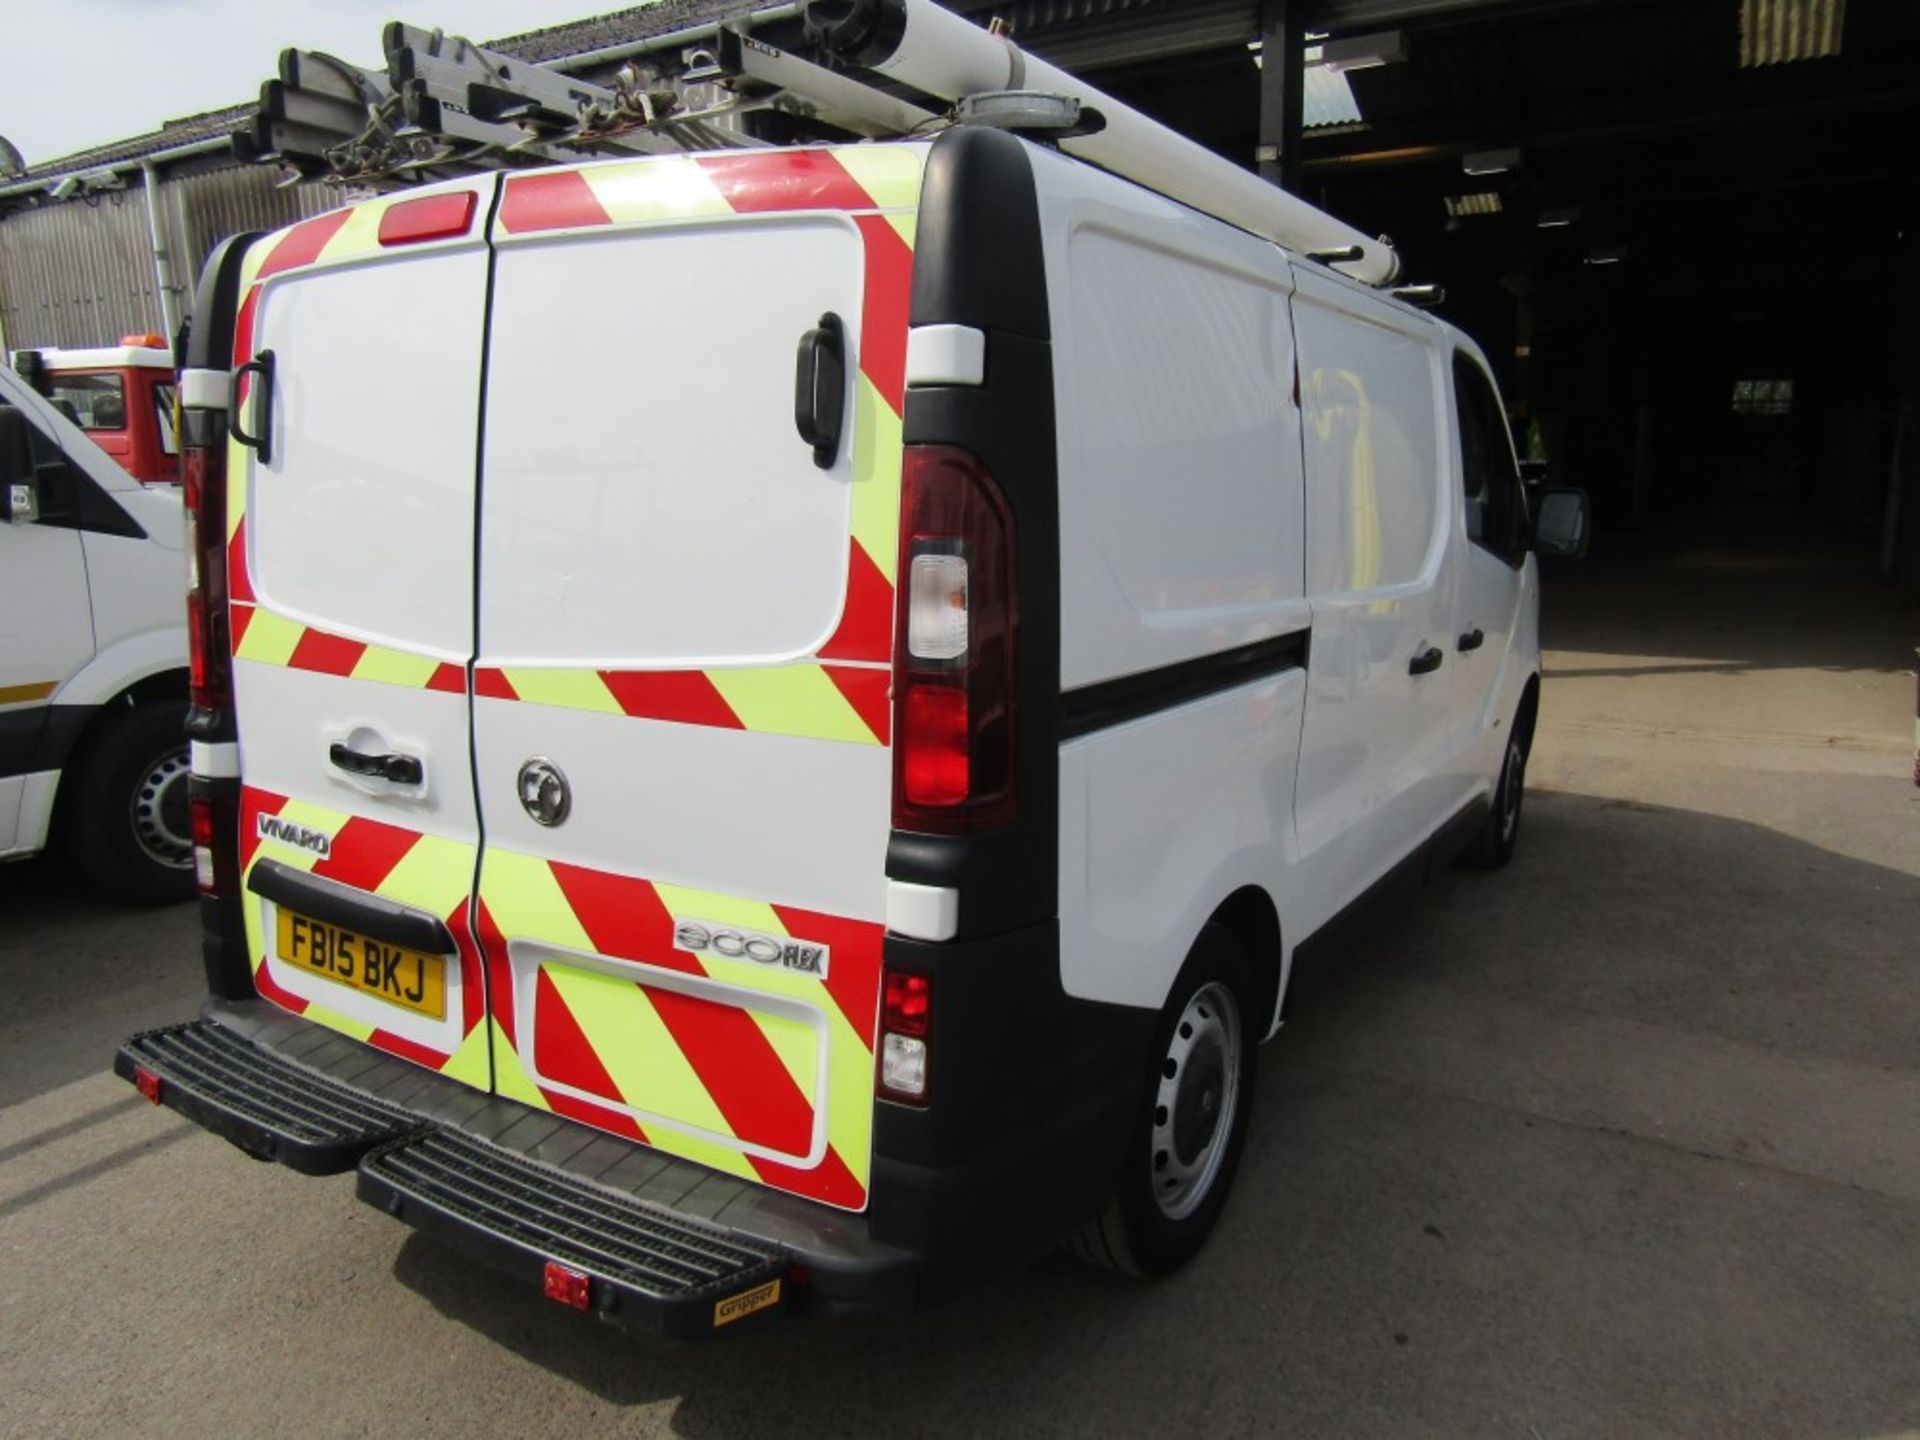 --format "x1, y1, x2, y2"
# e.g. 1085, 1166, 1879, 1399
804, 0, 1400, 285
